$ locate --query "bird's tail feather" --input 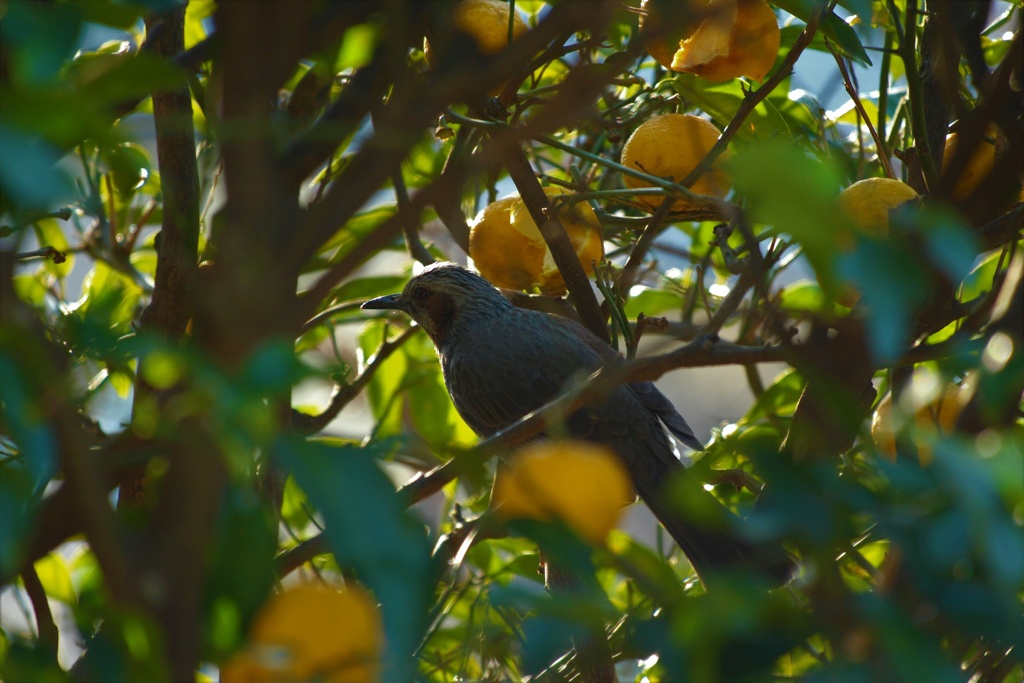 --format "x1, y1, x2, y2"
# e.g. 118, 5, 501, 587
636, 476, 796, 587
